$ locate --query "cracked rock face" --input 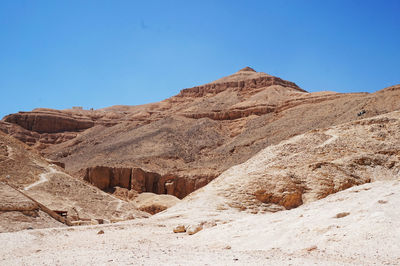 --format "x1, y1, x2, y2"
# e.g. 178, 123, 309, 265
84, 166, 216, 199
